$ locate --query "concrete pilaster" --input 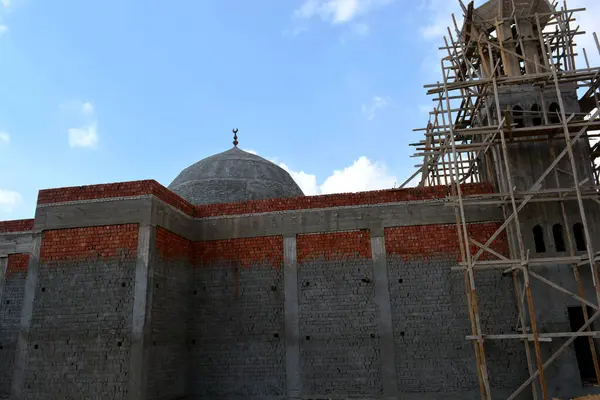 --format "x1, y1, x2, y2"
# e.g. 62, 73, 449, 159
128, 224, 156, 400
283, 235, 301, 398
370, 227, 398, 399
10, 233, 42, 399
0, 256, 7, 307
